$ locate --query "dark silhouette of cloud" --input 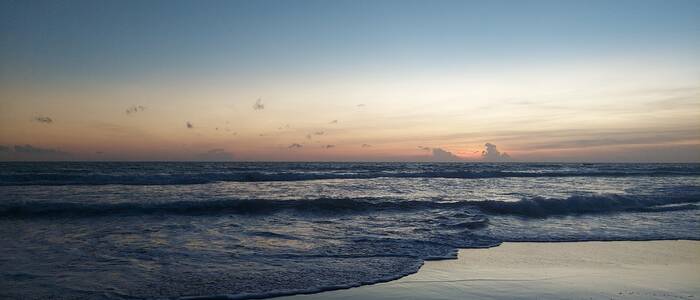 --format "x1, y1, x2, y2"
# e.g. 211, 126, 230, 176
431, 148, 462, 162
288, 143, 303, 149
306, 131, 325, 139
125, 105, 146, 115
0, 144, 70, 160
482, 143, 511, 161
33, 116, 53, 124
196, 148, 234, 161
357, 104, 365, 107
13, 144, 69, 156
186, 121, 194, 129
329, 119, 338, 124
323, 144, 335, 149
361, 144, 371, 148
253, 98, 265, 110
418, 146, 431, 151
